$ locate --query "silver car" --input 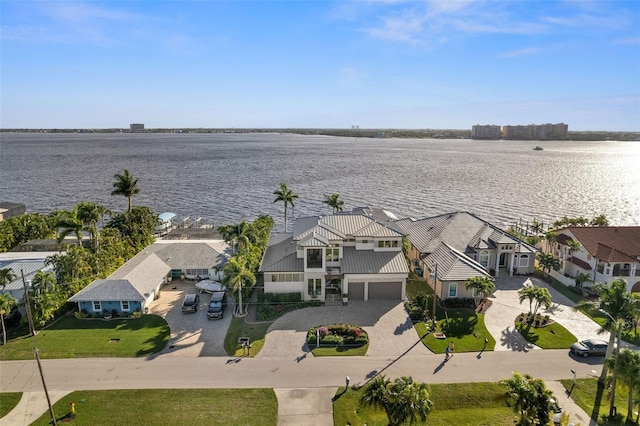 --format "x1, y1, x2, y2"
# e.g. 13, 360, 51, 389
570, 339, 608, 358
